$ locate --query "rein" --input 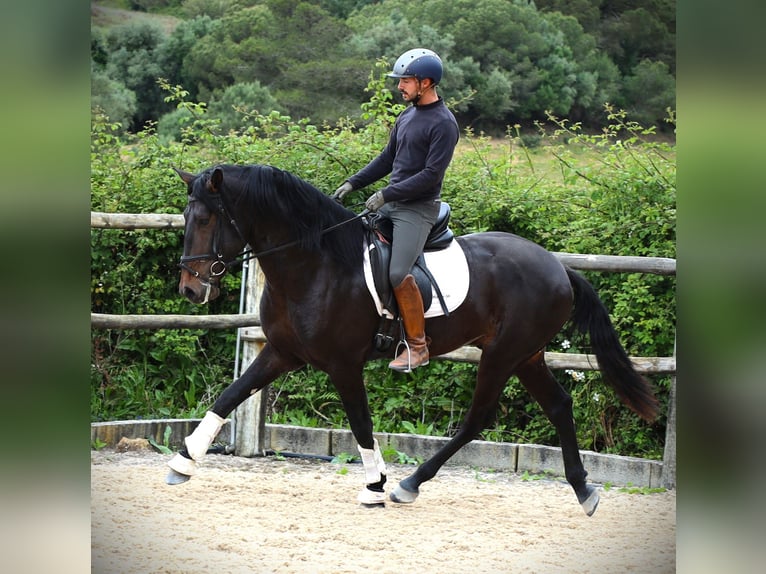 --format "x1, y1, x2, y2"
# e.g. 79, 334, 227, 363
238, 207, 369, 263
179, 192, 367, 286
